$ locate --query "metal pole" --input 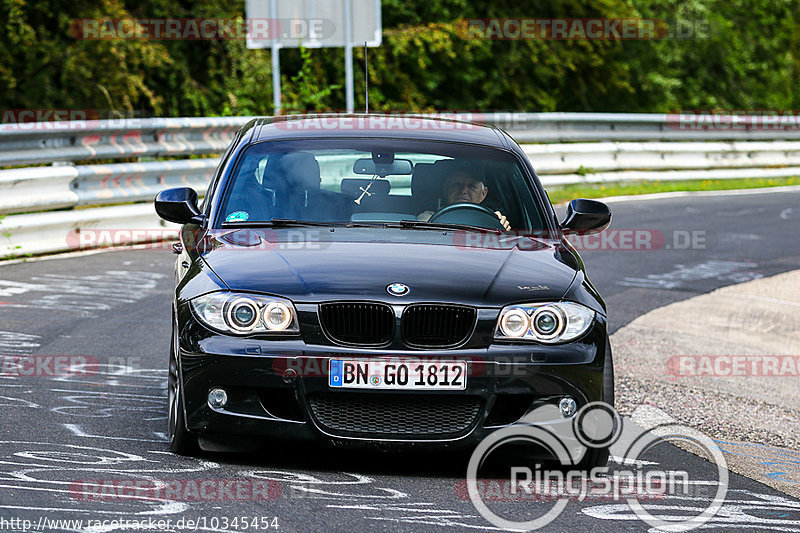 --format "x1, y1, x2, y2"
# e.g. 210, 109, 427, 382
270, 0, 281, 115
344, 0, 354, 113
